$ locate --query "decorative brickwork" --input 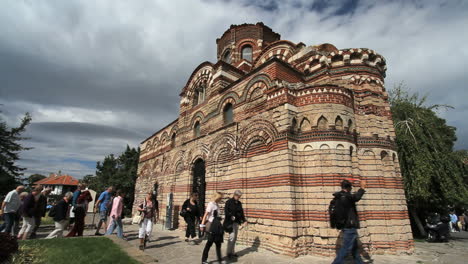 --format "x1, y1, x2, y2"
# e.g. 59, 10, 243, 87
134, 23, 413, 257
